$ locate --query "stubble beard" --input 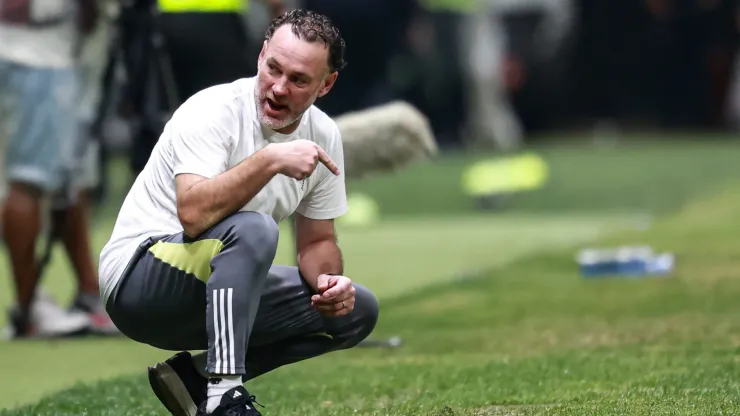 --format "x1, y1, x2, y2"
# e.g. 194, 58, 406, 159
254, 84, 303, 131
254, 81, 322, 131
